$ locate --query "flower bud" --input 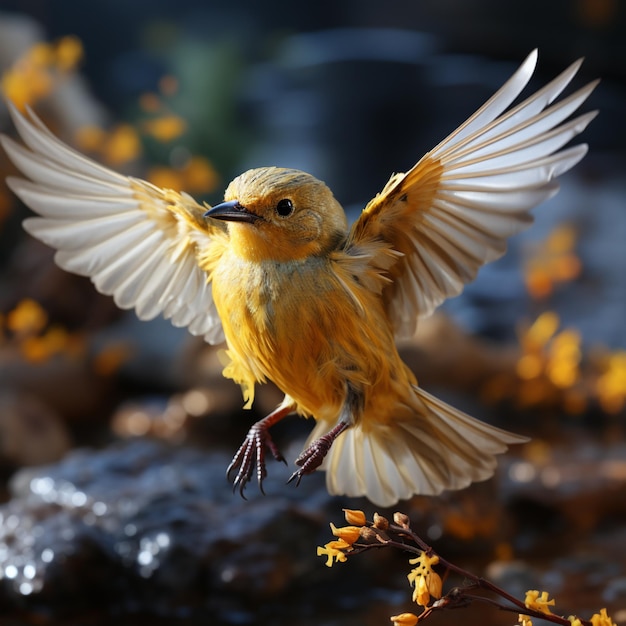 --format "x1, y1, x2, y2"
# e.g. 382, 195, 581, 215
393, 512, 410, 527
343, 508, 367, 526
359, 526, 378, 542
390, 613, 418, 626
330, 523, 361, 546
373, 512, 389, 530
